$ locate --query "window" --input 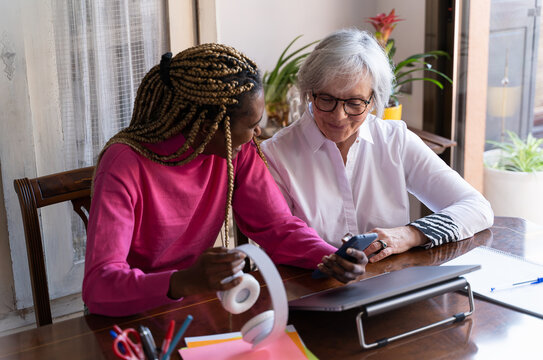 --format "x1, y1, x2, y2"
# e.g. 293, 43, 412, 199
52, 0, 168, 261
